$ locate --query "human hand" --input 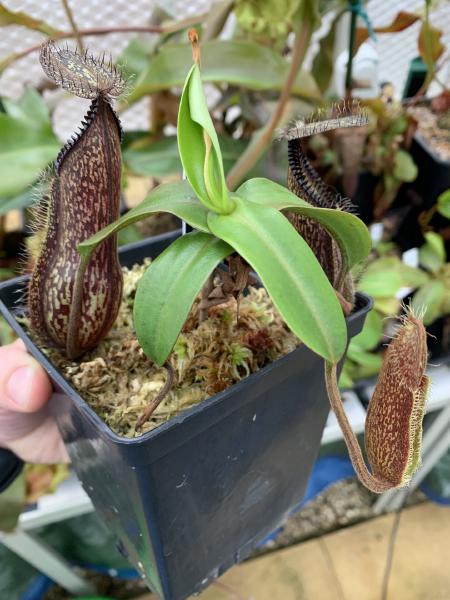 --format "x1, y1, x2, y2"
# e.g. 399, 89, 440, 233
0, 339, 69, 463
